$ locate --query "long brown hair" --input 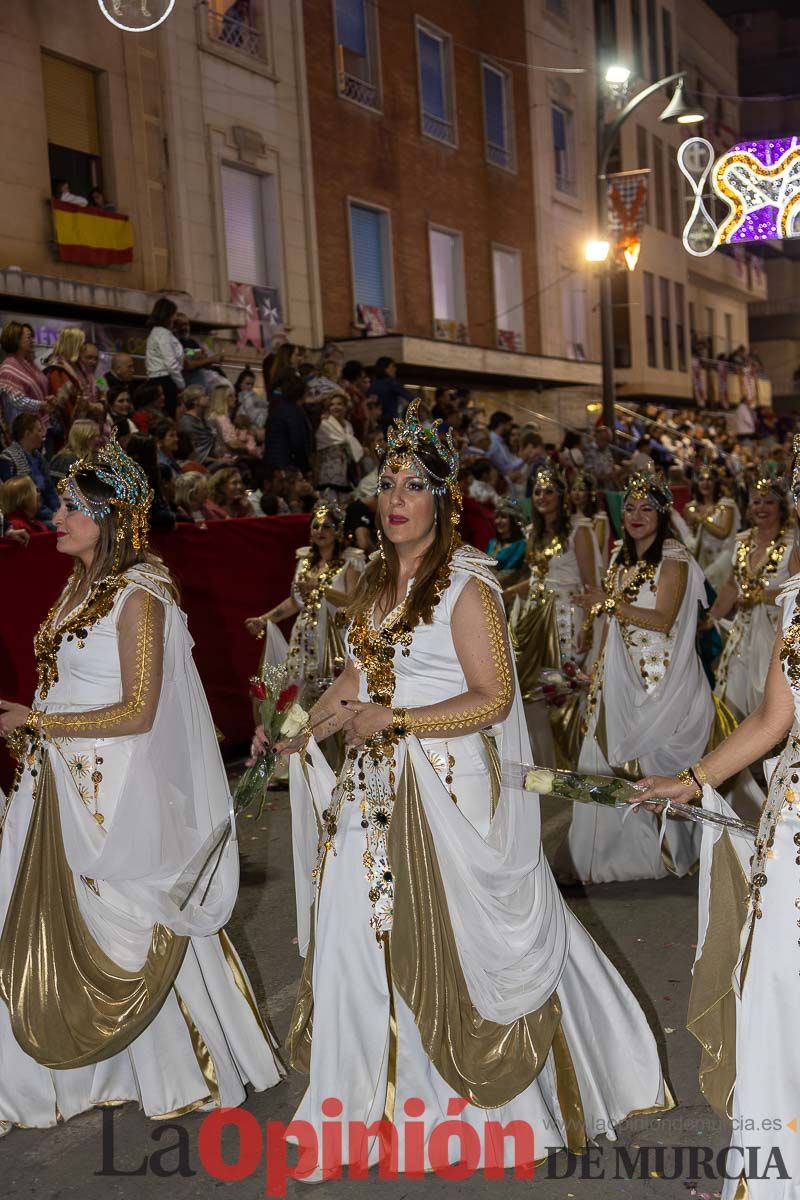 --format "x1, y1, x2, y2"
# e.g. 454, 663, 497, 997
347, 443, 459, 627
